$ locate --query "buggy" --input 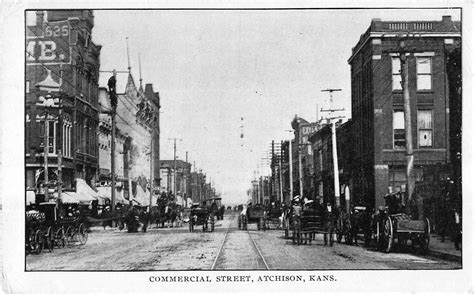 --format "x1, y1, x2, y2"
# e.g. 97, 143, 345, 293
375, 192, 431, 253
189, 205, 215, 232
